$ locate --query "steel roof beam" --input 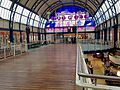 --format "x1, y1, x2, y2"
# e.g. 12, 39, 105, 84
41, 0, 95, 18
42, 2, 94, 18
93, 0, 106, 16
